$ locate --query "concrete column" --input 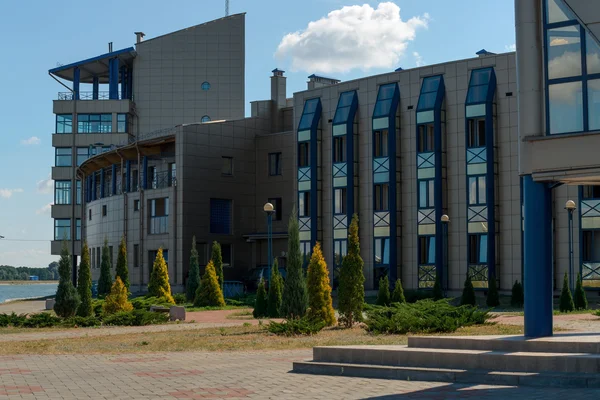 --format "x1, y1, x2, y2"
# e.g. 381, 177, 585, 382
523, 175, 553, 338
